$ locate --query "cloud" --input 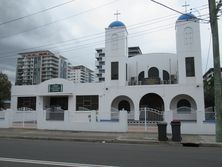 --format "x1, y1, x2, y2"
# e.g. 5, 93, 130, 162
0, 0, 221, 83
